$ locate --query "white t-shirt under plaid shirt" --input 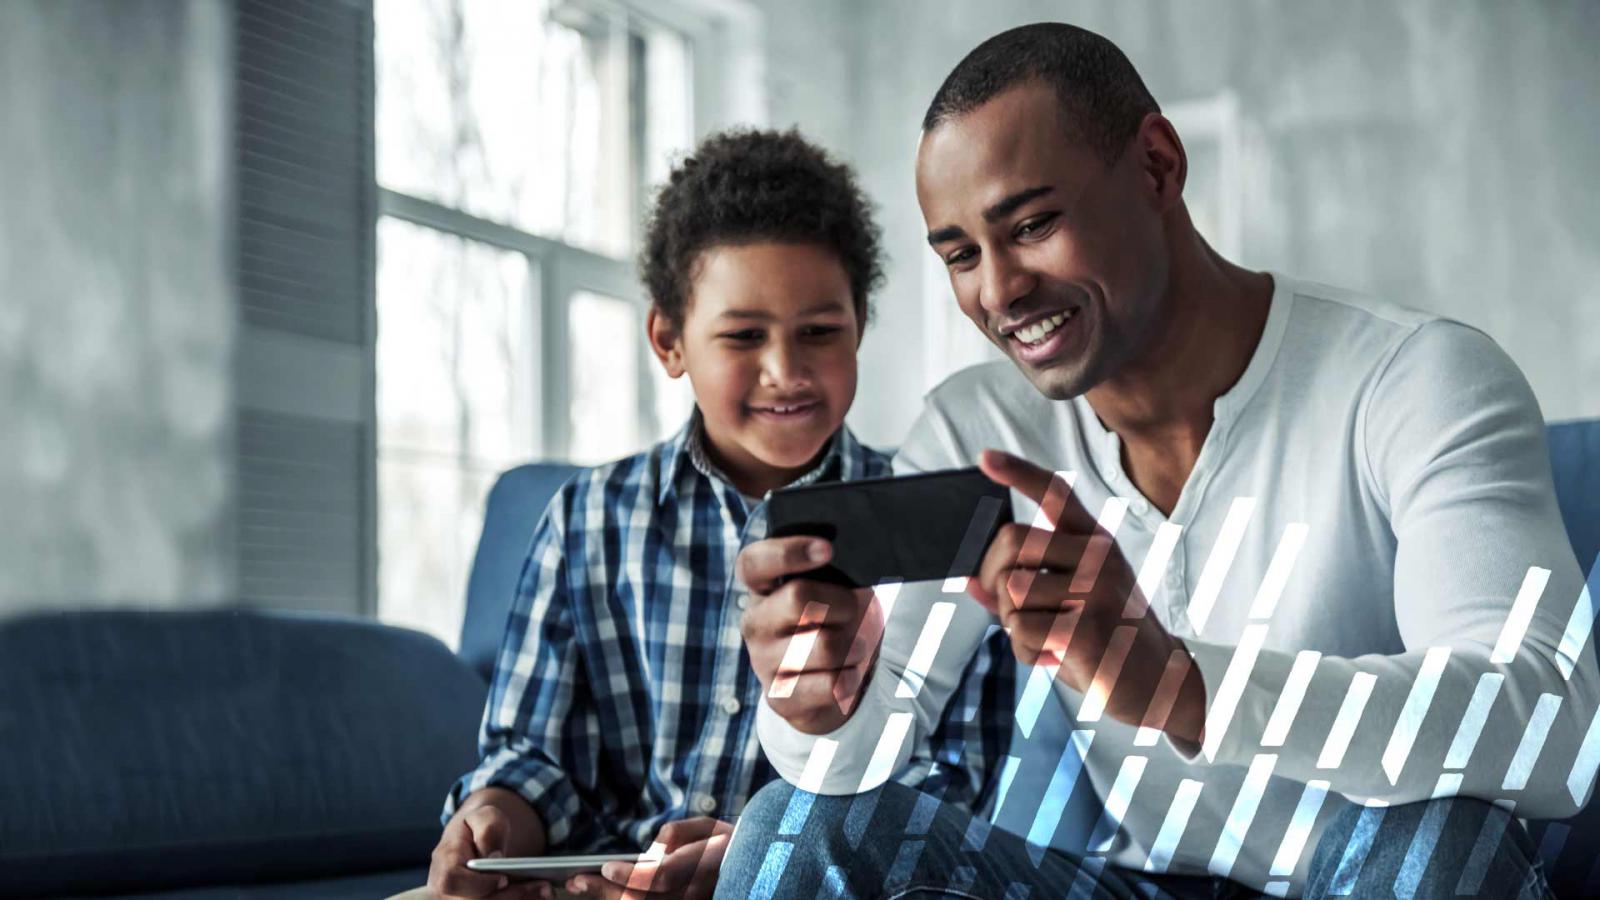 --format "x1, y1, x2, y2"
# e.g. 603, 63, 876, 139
443, 414, 1016, 851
